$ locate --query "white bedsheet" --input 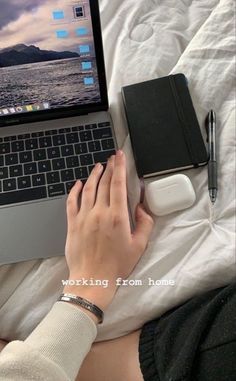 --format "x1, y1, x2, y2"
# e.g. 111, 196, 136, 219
0, 0, 235, 342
